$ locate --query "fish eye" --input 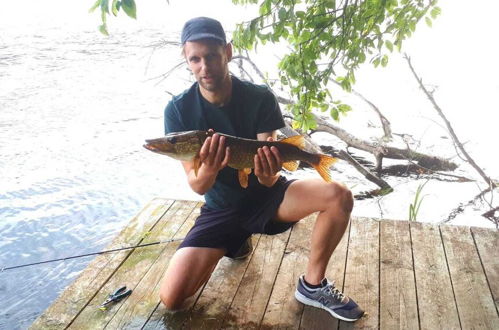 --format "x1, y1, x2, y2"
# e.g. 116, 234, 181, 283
168, 136, 177, 144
